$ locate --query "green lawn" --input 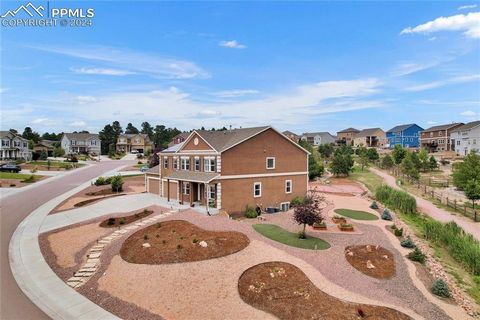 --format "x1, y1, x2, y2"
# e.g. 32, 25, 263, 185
334, 208, 379, 220
253, 224, 330, 250
0, 172, 35, 180
347, 166, 383, 193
